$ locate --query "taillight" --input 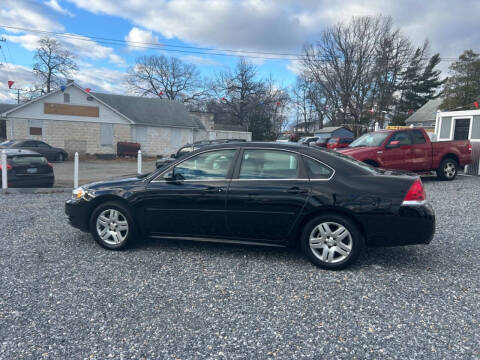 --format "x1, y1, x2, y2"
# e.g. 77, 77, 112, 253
0, 164, 12, 171
48, 162, 53, 168
468, 144, 472, 153
402, 178, 426, 205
